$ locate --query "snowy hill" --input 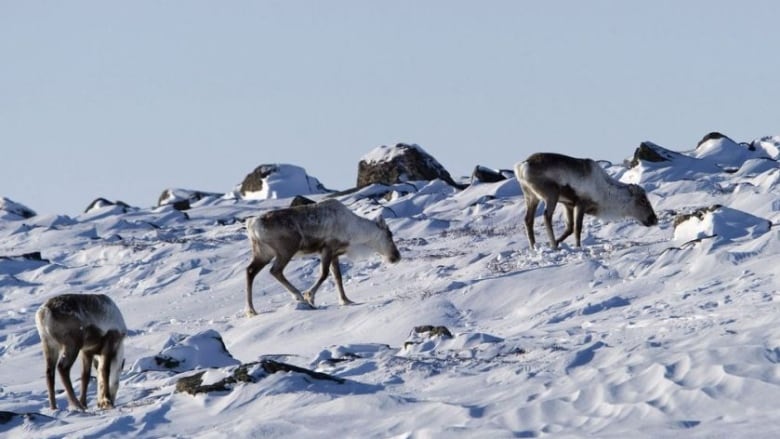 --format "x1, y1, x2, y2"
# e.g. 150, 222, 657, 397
1, 137, 780, 438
